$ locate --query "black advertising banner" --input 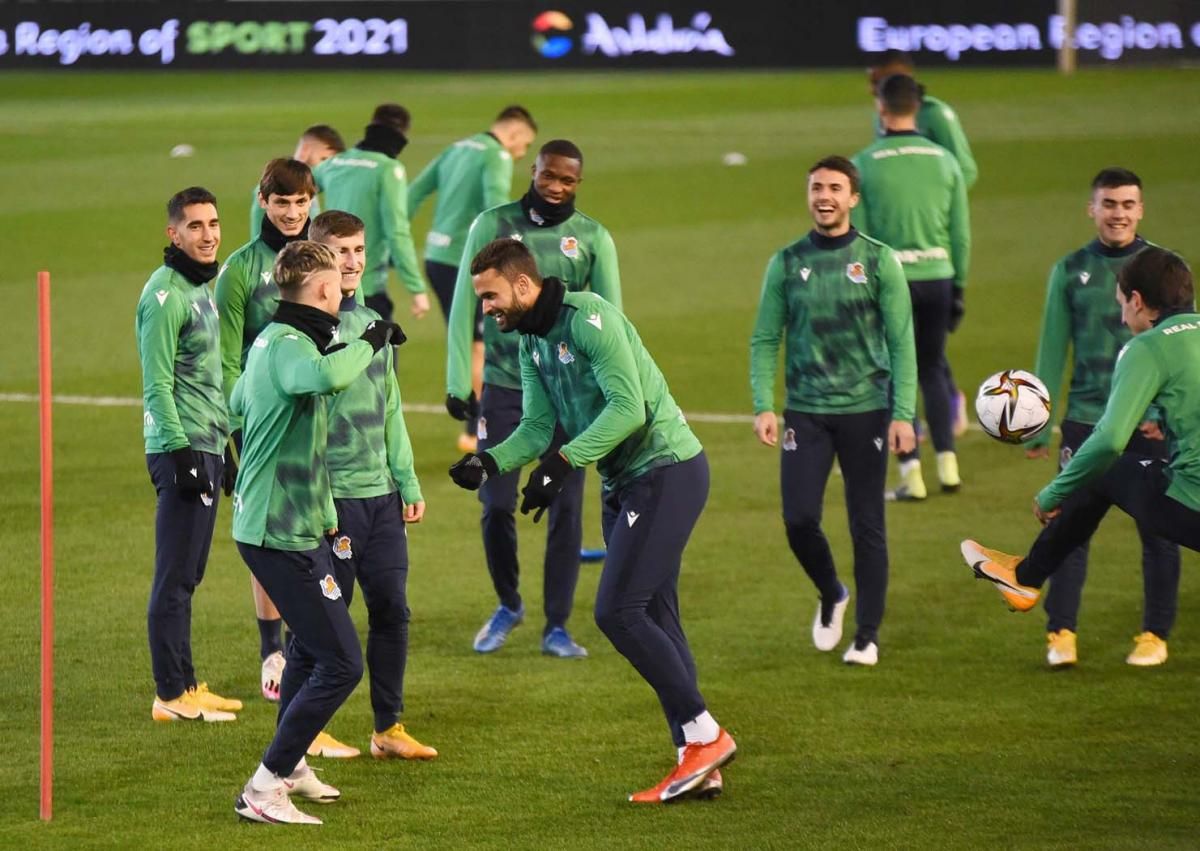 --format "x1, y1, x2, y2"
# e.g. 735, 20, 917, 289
1, 1, 1199, 70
